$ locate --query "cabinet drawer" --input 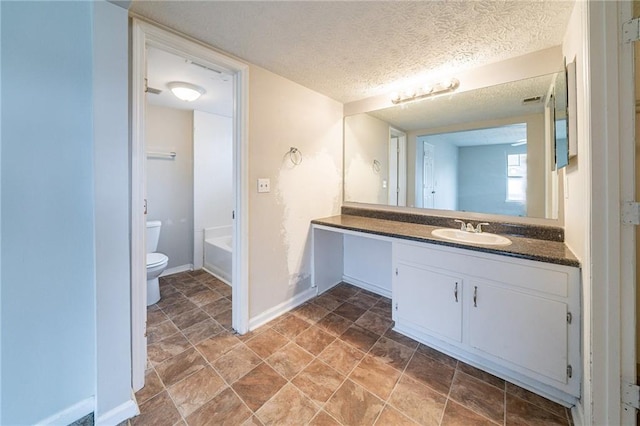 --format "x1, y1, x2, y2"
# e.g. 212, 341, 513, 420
394, 242, 569, 298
